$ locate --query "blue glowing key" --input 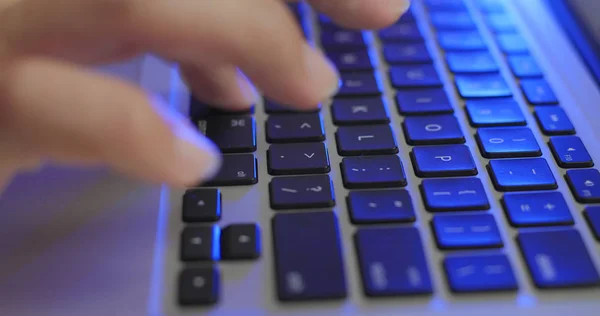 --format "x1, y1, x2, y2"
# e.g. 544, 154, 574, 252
338, 73, 382, 96
430, 11, 475, 30
566, 169, 600, 203
420, 177, 490, 211
444, 254, 518, 293
521, 79, 558, 104
335, 125, 399, 156
446, 51, 498, 73
411, 144, 477, 177
379, 22, 424, 42
455, 74, 512, 98
466, 99, 526, 127
355, 227, 433, 296
486, 13, 516, 33
585, 206, 600, 240
432, 214, 503, 249
390, 65, 443, 88
396, 88, 453, 115
502, 192, 574, 227
549, 136, 594, 168
327, 49, 374, 71
488, 158, 557, 191
384, 43, 432, 64
534, 106, 575, 135
403, 115, 465, 145
508, 55, 543, 78
347, 189, 415, 224
321, 29, 366, 48
518, 229, 600, 288
476, 127, 541, 158
331, 97, 389, 125
341, 156, 407, 189
438, 31, 486, 51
